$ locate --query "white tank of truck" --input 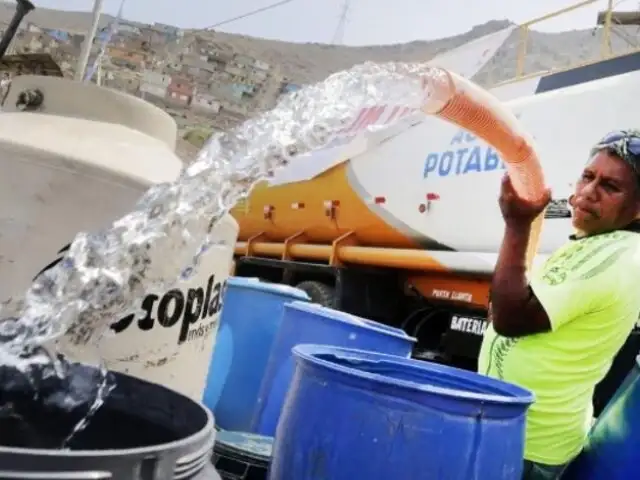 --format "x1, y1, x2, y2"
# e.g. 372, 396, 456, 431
232, 69, 640, 307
